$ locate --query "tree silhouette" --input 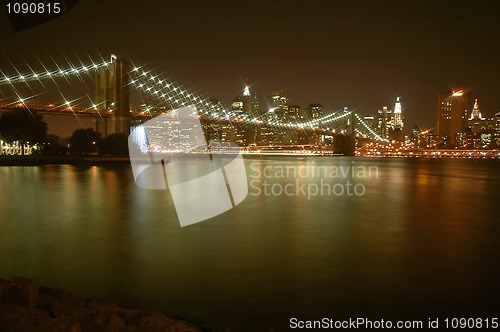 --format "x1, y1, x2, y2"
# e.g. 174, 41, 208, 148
43, 134, 68, 156
69, 128, 102, 155
98, 133, 129, 156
